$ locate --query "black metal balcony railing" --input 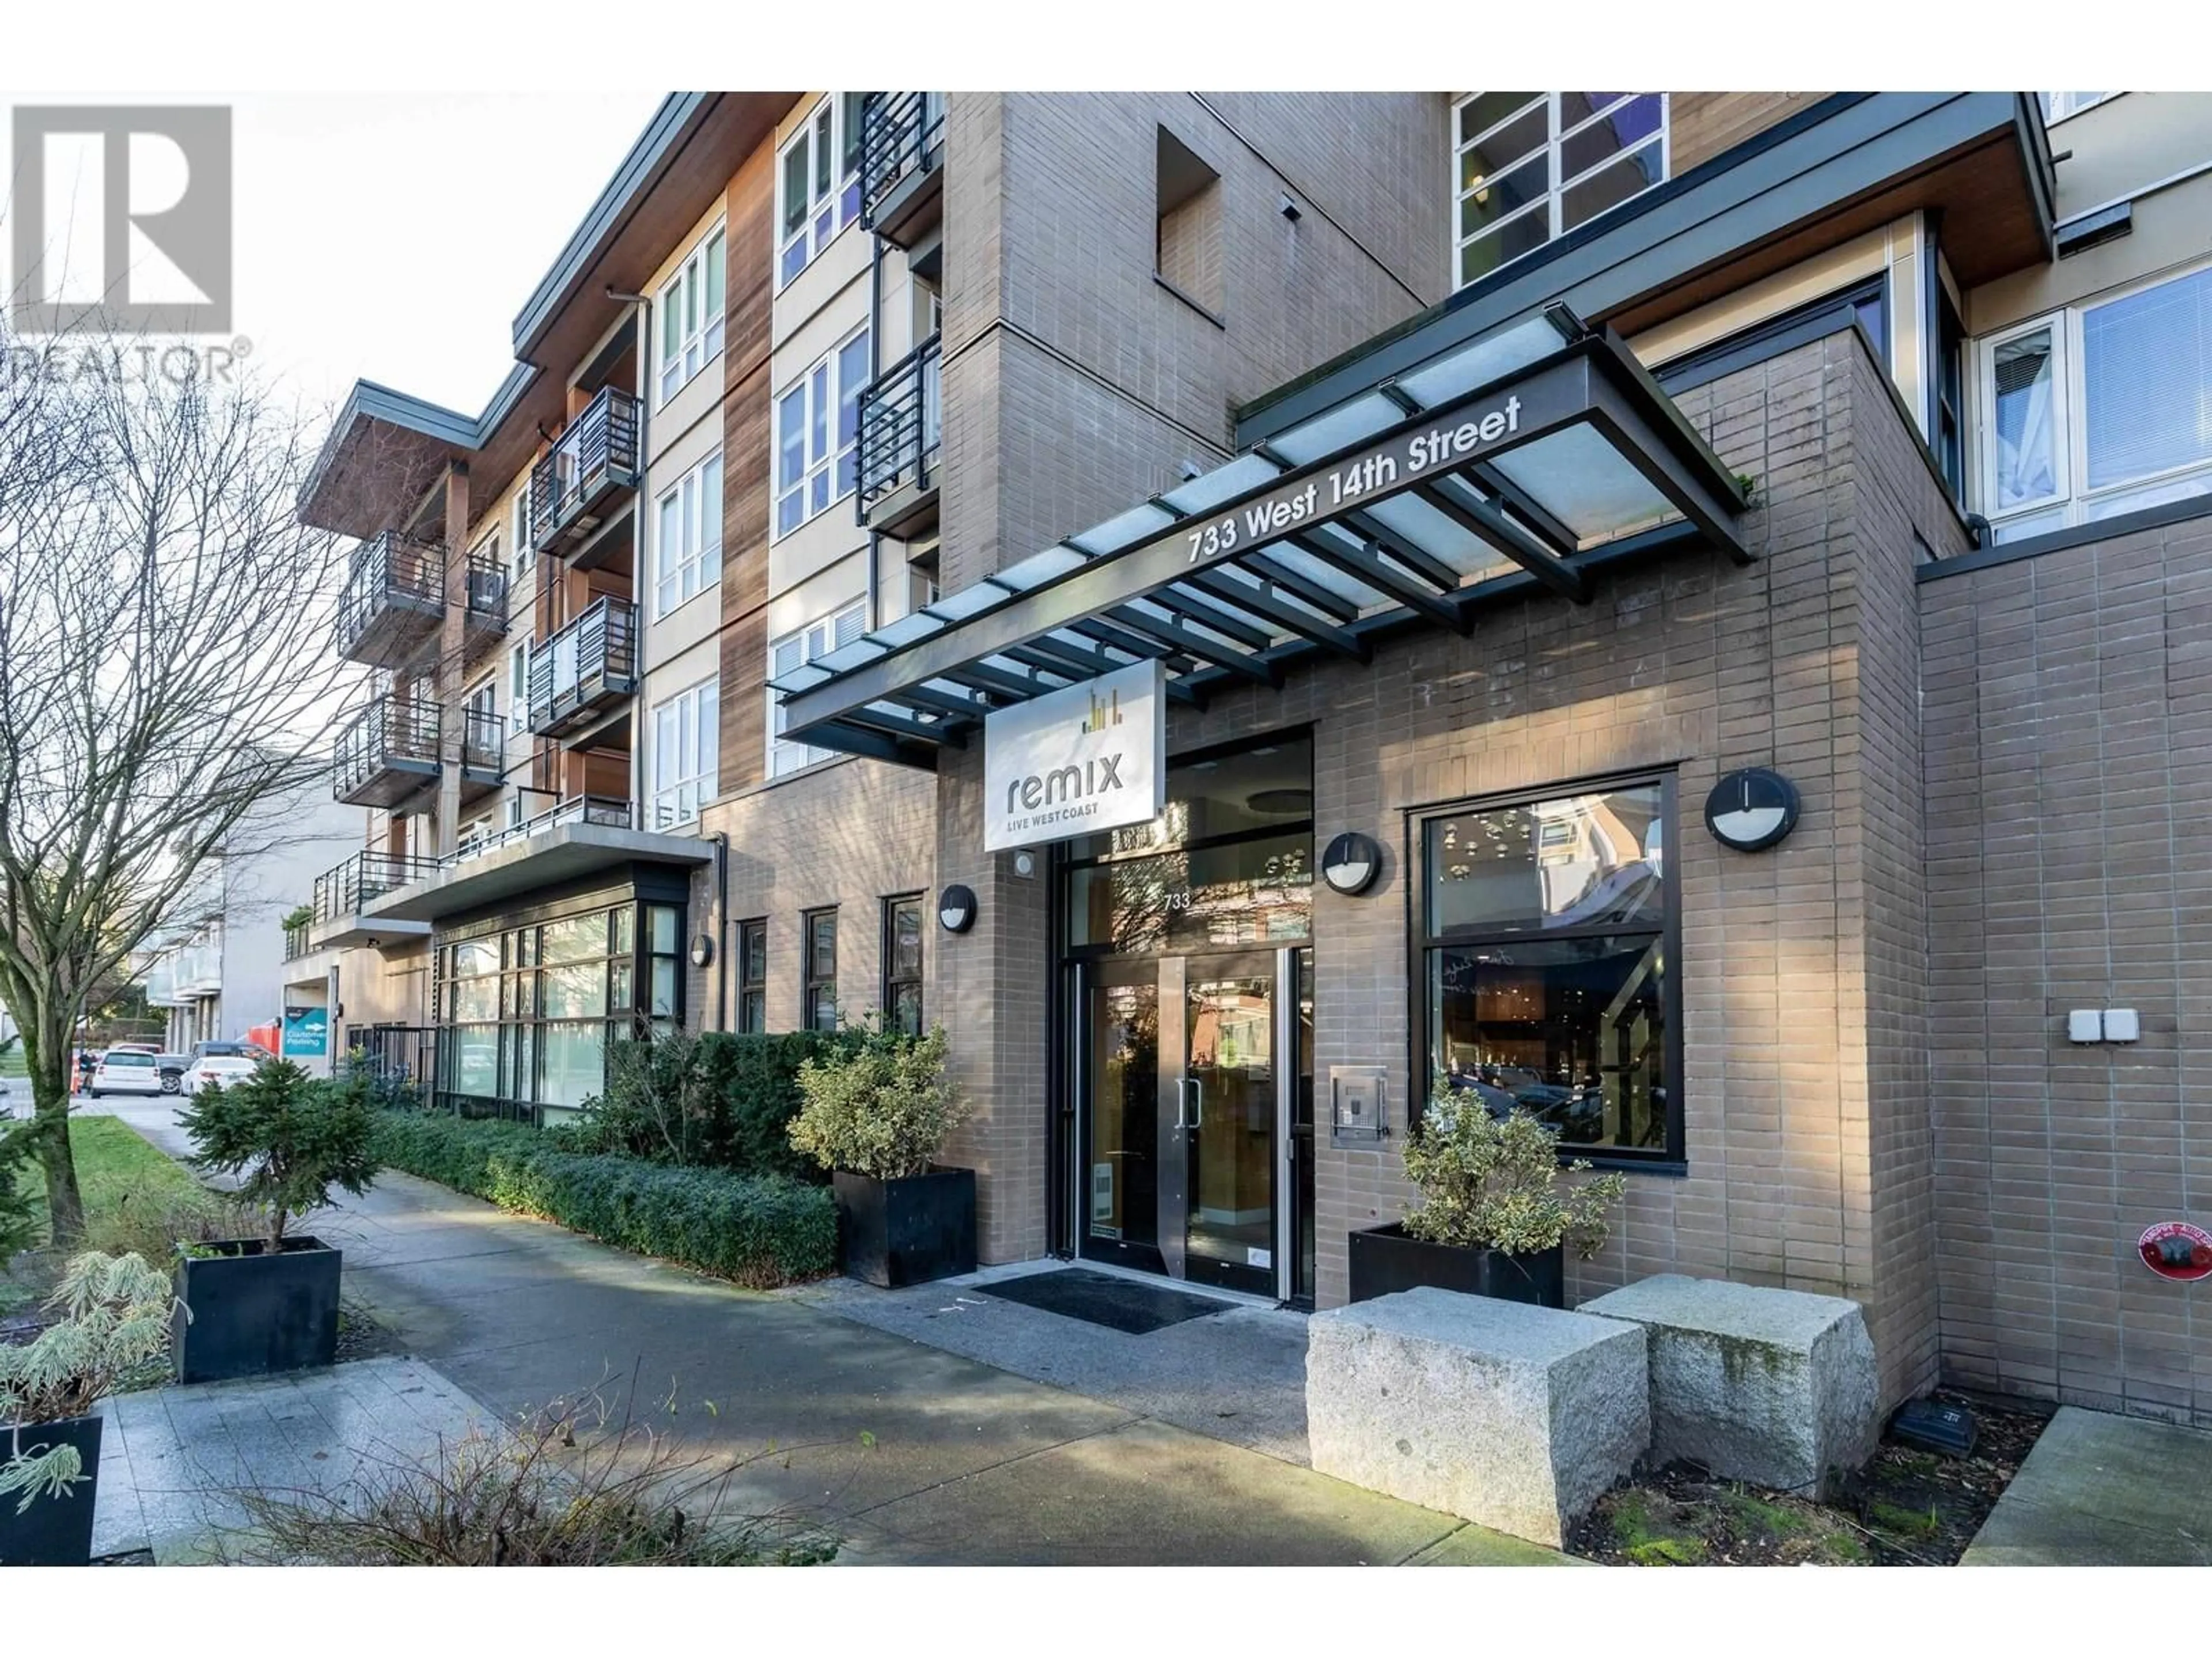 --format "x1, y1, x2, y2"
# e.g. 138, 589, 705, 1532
283, 922, 313, 961
529, 387, 641, 555
333, 696, 442, 807
859, 92, 945, 229
527, 597, 638, 737
312, 850, 442, 924
454, 794, 633, 864
857, 333, 942, 514
336, 531, 444, 665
